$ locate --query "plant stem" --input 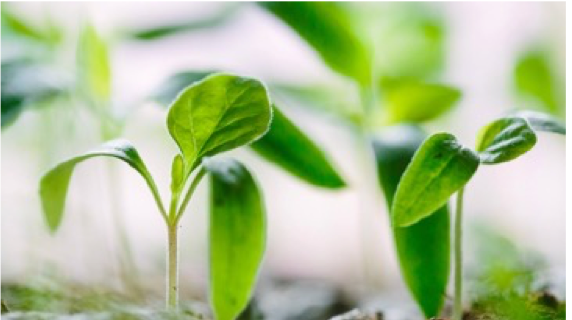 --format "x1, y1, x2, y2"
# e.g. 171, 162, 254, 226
167, 223, 179, 309
453, 187, 465, 320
